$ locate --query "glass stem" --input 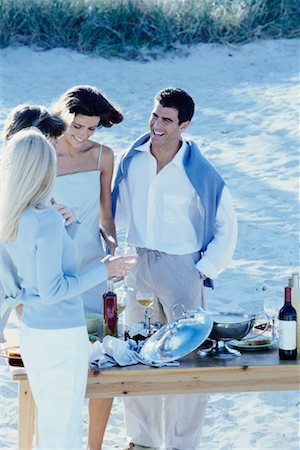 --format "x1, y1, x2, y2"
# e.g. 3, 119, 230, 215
144, 308, 150, 334
272, 318, 275, 339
